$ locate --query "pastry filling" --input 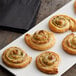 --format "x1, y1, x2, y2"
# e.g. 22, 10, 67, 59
52, 15, 73, 28
39, 52, 56, 67
5, 47, 27, 63
67, 35, 76, 49
31, 30, 51, 44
